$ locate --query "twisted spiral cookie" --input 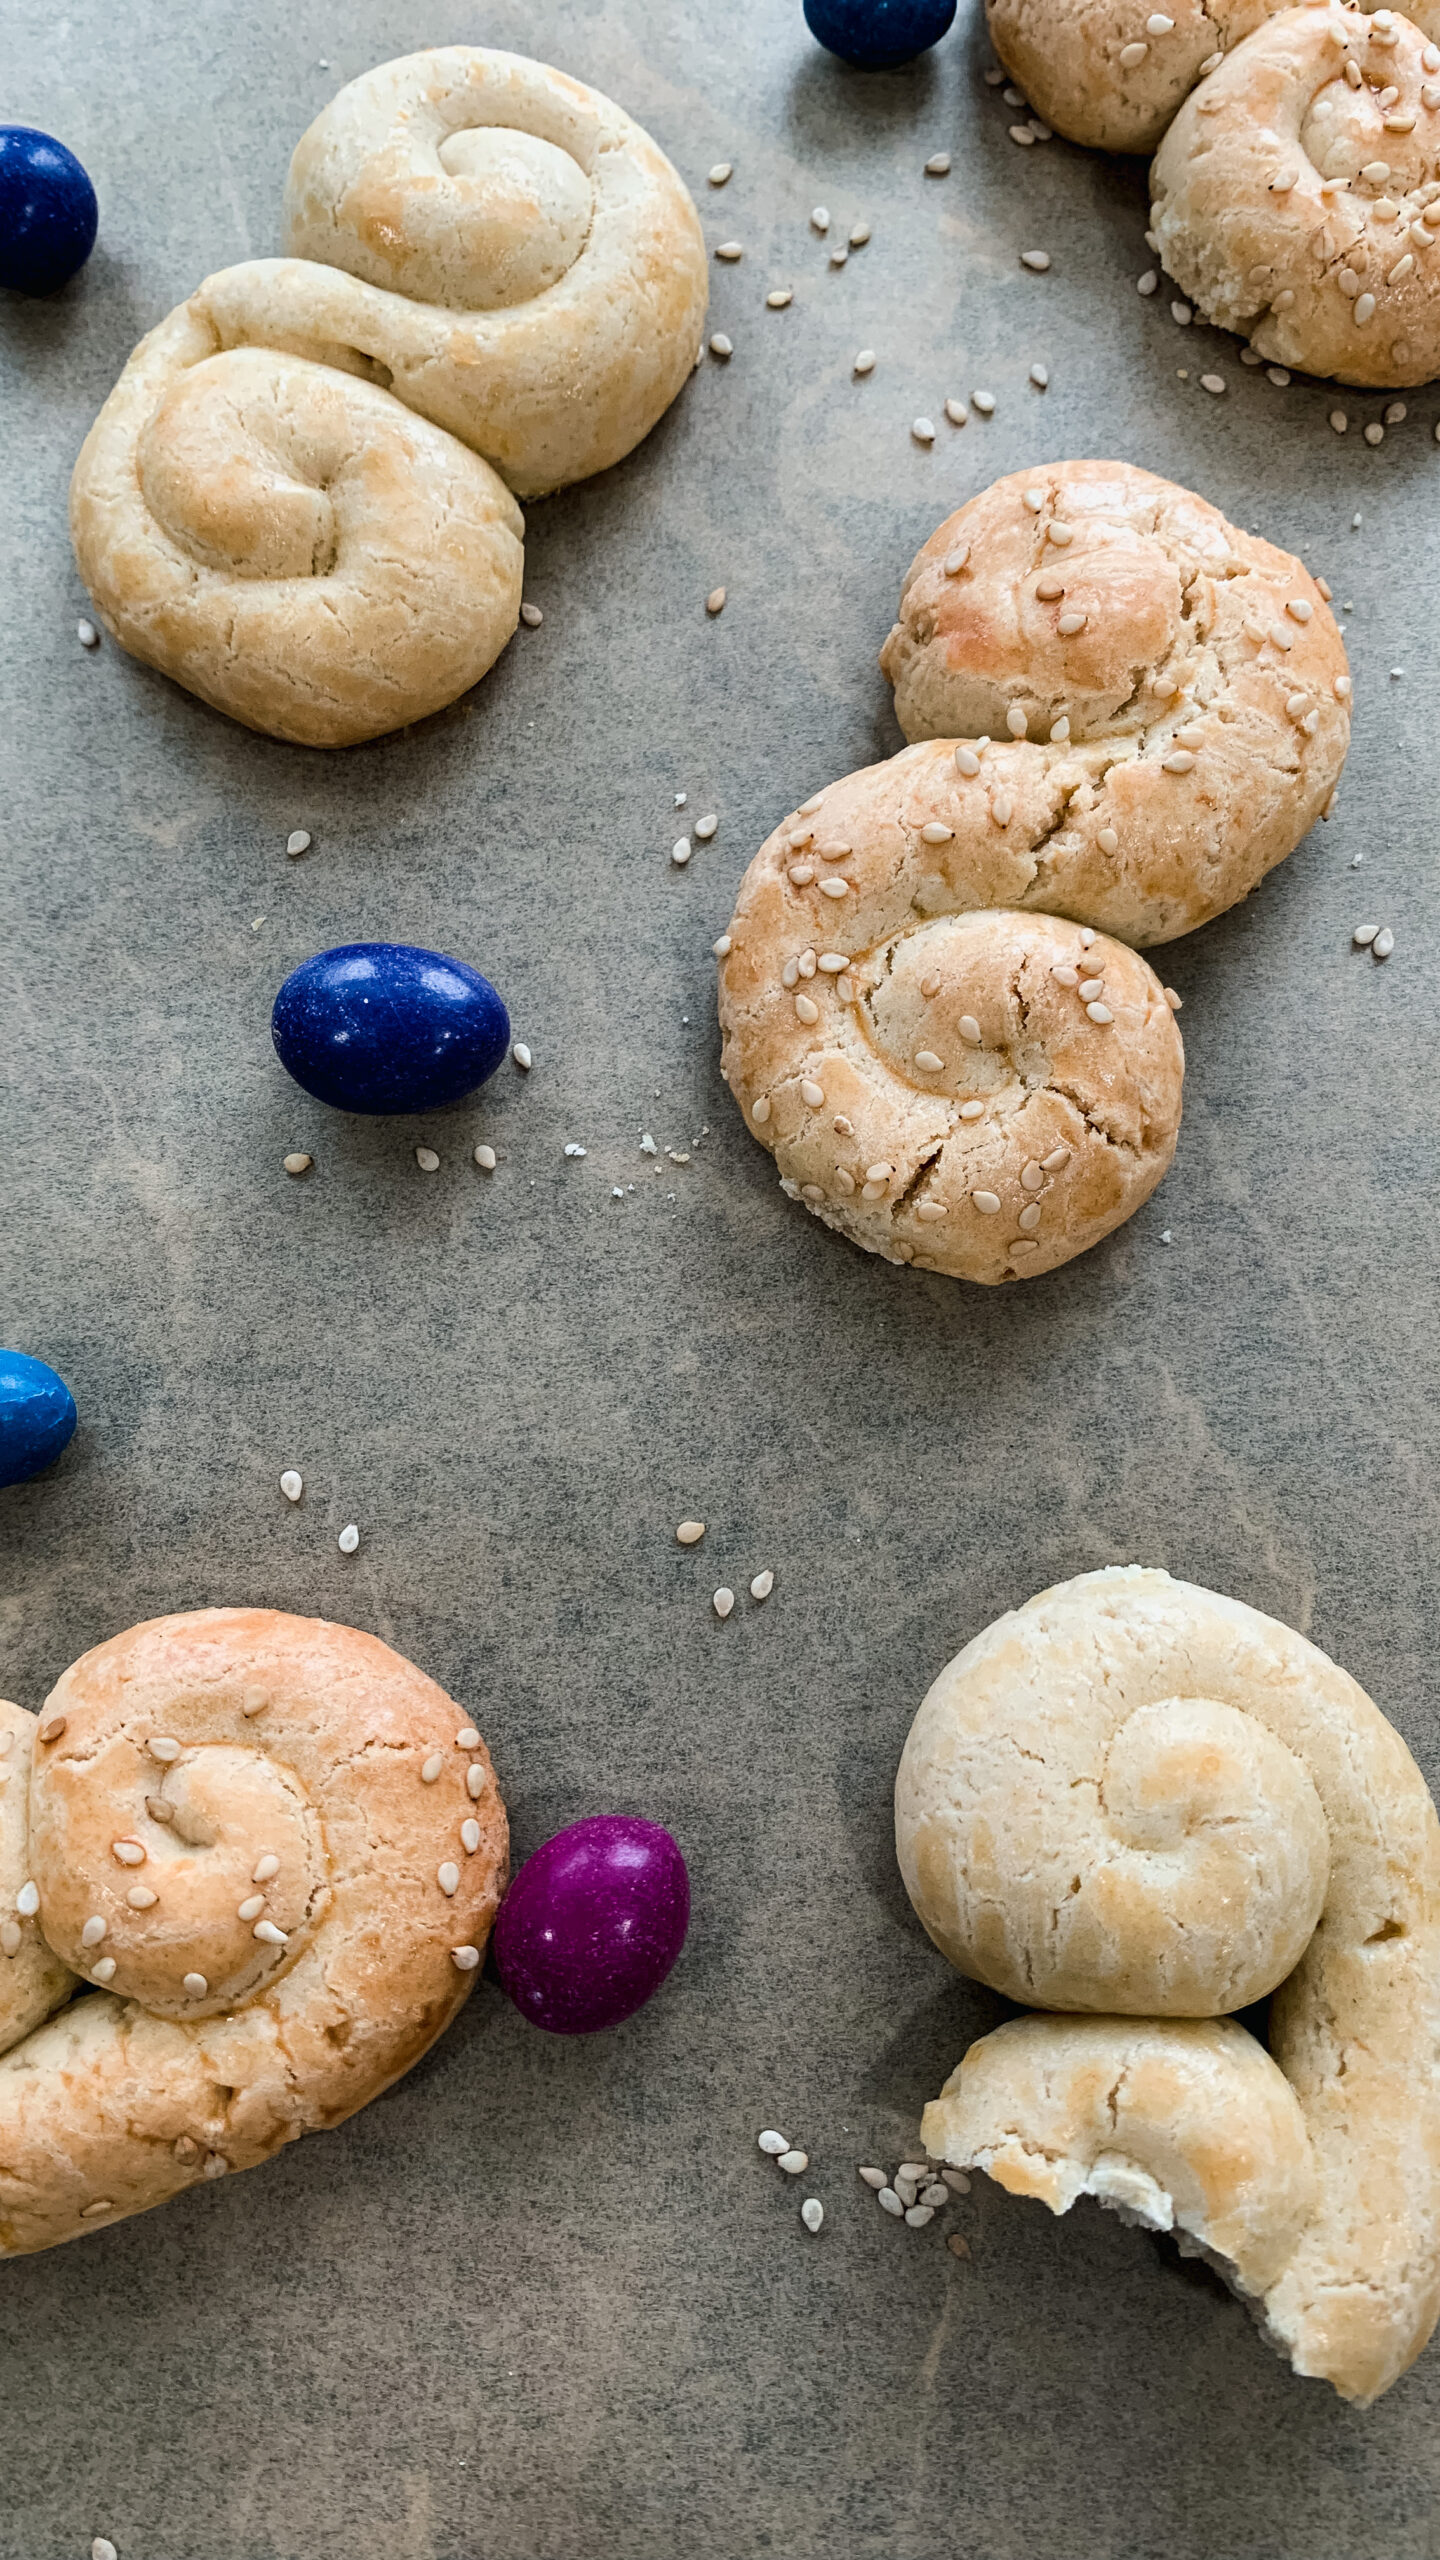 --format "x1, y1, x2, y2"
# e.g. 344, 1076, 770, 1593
1153, 5, 1440, 385
881, 462, 1350, 943
70, 49, 706, 746
987, 0, 1440, 153
897, 1568, 1440, 2403
0, 1609, 507, 2255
